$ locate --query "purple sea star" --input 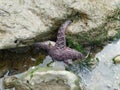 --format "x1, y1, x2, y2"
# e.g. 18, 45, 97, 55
34, 20, 84, 63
